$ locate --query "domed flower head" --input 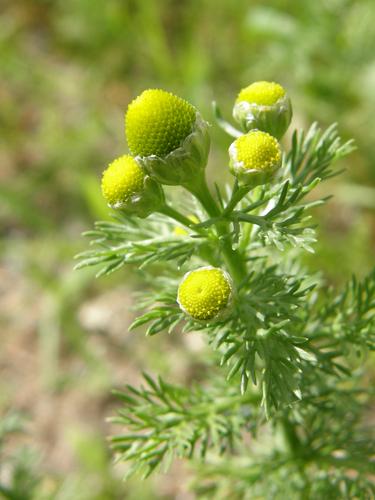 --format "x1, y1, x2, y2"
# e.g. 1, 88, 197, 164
126, 89, 196, 157
125, 89, 210, 187
229, 130, 282, 187
177, 266, 234, 322
233, 81, 292, 139
101, 155, 164, 218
